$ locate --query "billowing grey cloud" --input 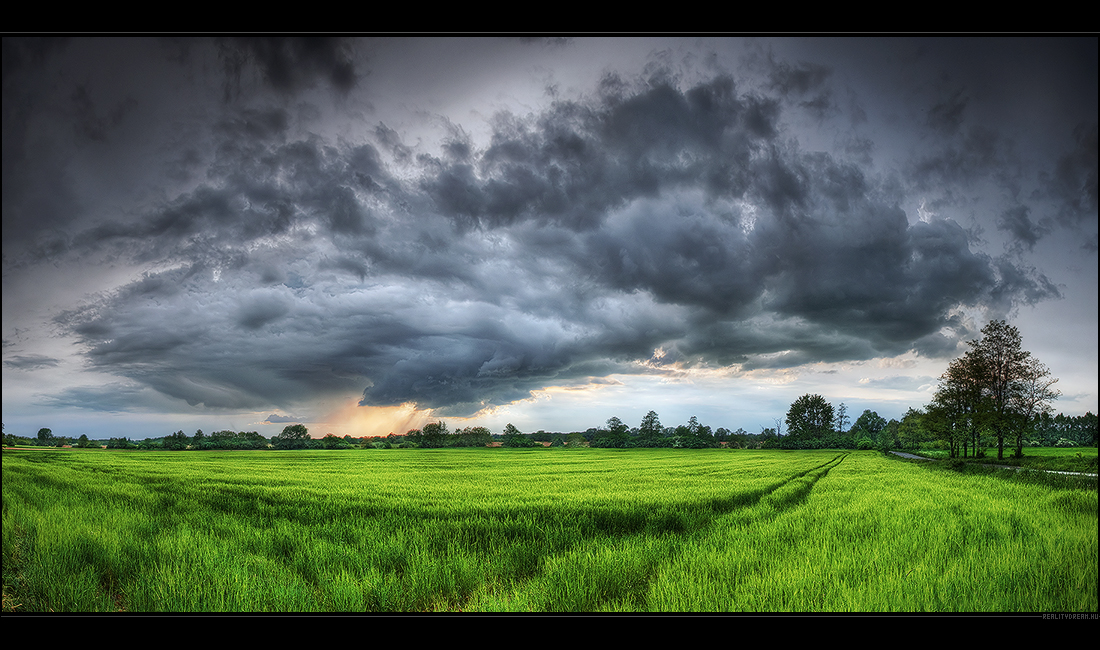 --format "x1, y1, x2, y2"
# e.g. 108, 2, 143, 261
997, 204, 1050, 252
4, 354, 61, 370
6, 39, 1093, 425
43, 381, 180, 413
925, 90, 969, 134
216, 36, 359, 99
263, 414, 299, 423
43, 66, 1075, 418
1048, 122, 1098, 223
